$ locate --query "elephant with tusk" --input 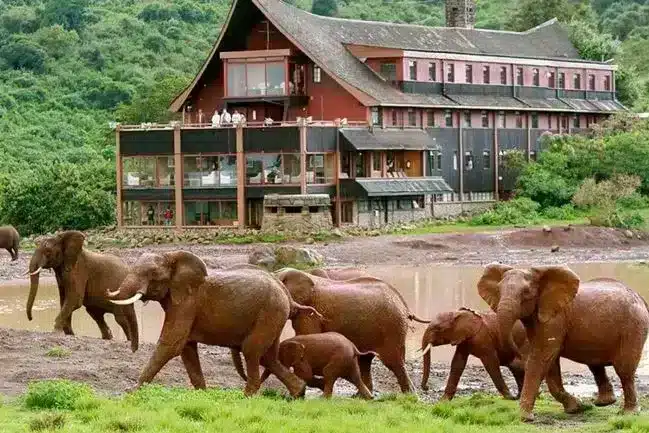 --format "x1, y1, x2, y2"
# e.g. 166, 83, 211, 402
26, 231, 139, 352
108, 251, 314, 397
